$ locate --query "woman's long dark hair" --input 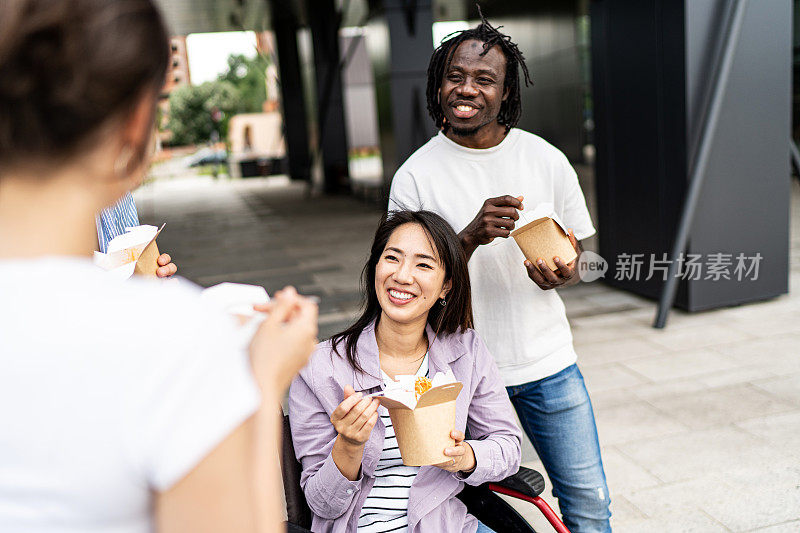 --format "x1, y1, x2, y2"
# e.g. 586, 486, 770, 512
330, 210, 473, 375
